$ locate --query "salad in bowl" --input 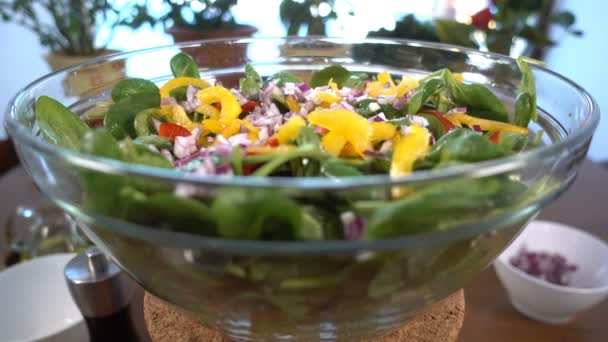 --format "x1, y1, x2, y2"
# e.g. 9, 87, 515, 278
6, 38, 598, 341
